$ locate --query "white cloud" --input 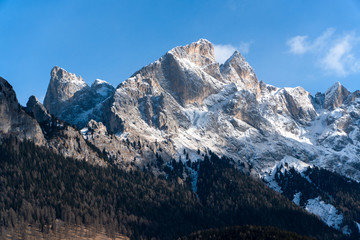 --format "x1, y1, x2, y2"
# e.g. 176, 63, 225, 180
287, 28, 360, 76
214, 41, 251, 64
312, 28, 335, 50
287, 28, 335, 55
321, 35, 354, 76
214, 44, 237, 64
287, 35, 309, 54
